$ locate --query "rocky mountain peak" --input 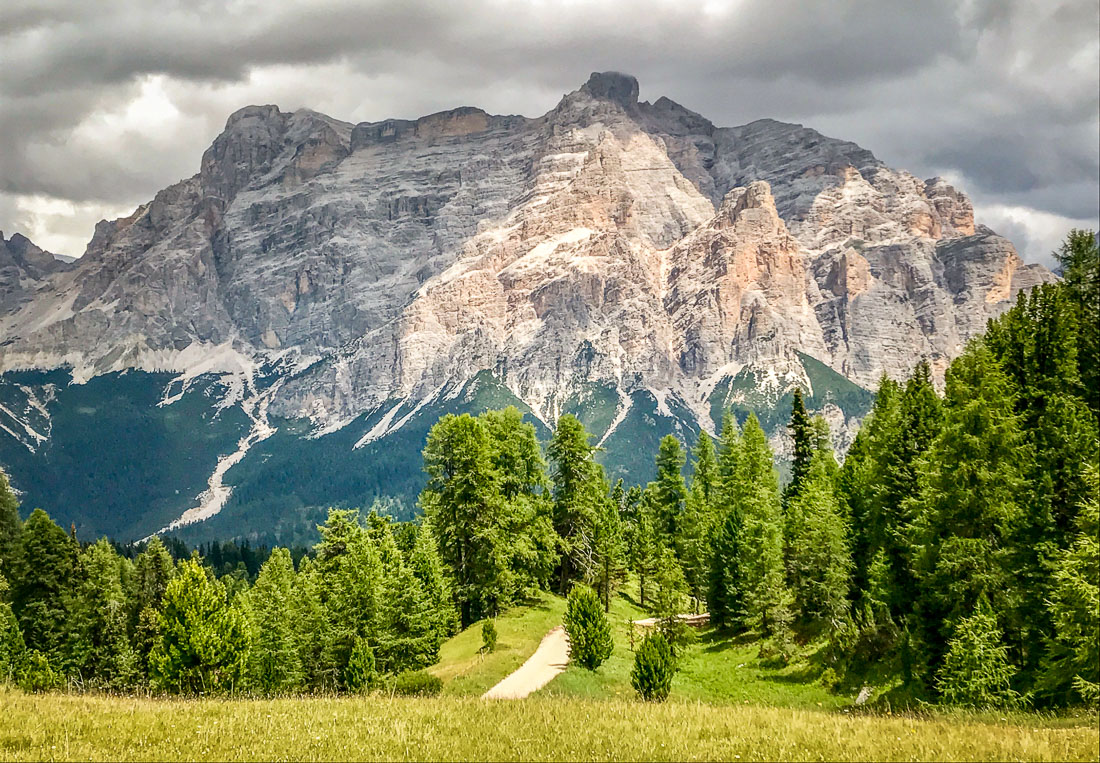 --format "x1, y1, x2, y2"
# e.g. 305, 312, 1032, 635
580, 71, 640, 108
